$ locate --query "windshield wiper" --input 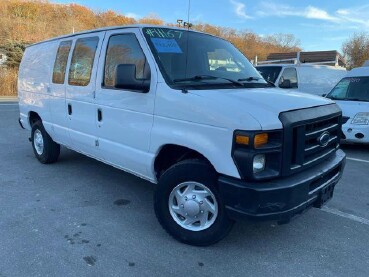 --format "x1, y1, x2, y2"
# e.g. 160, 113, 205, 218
329, 97, 369, 102
173, 75, 244, 87
238, 76, 261, 82
238, 76, 273, 87
326, 95, 344, 100
345, 98, 369, 102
